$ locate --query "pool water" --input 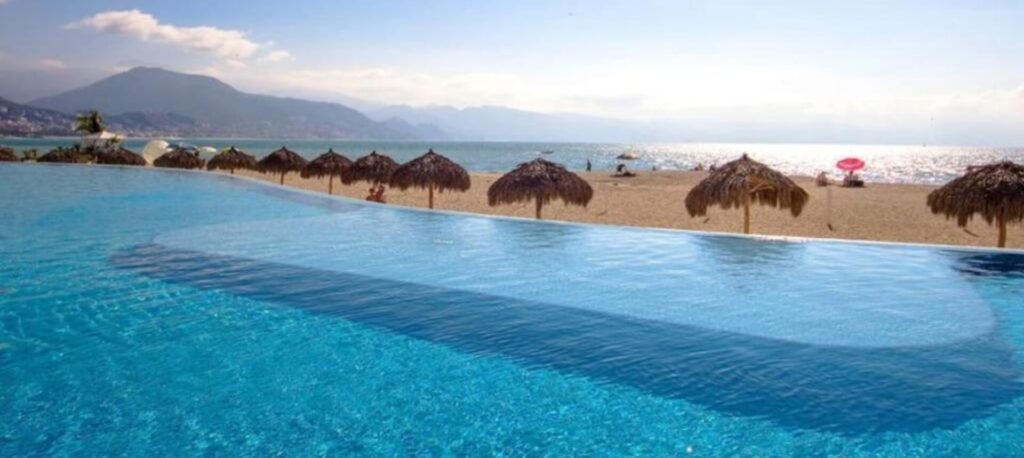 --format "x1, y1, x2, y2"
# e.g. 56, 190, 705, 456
2, 164, 1024, 456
